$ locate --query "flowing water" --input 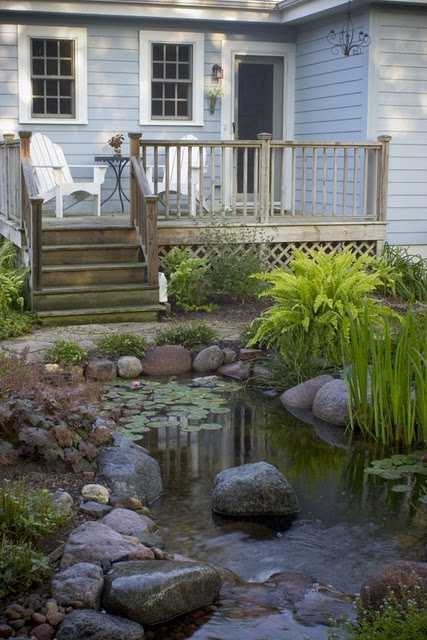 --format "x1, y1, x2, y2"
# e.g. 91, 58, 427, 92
110, 378, 426, 640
